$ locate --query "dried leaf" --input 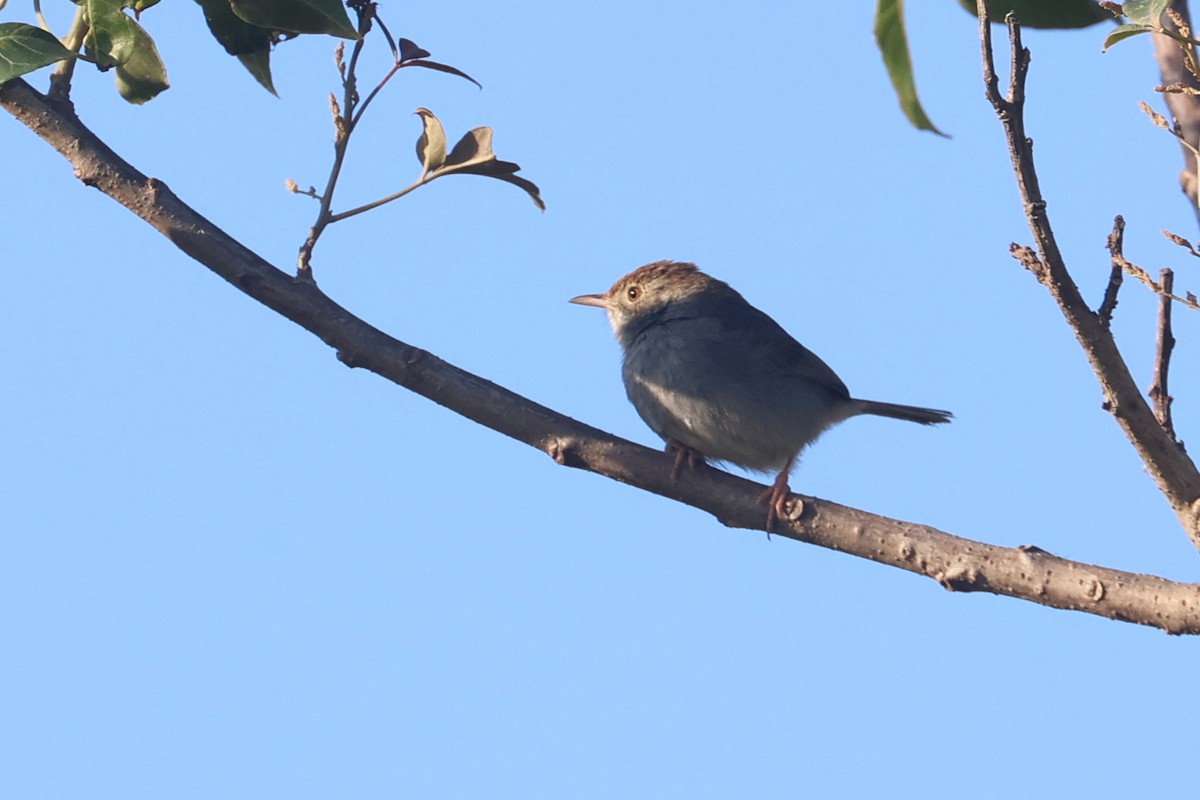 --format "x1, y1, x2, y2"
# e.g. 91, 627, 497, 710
414, 107, 447, 176
1162, 229, 1199, 256
432, 126, 543, 209
402, 59, 481, 89
451, 159, 545, 210
398, 37, 431, 61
